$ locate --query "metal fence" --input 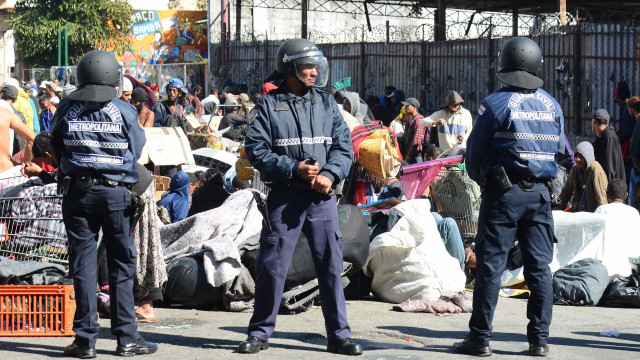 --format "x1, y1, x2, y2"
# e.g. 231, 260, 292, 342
223, 23, 640, 138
